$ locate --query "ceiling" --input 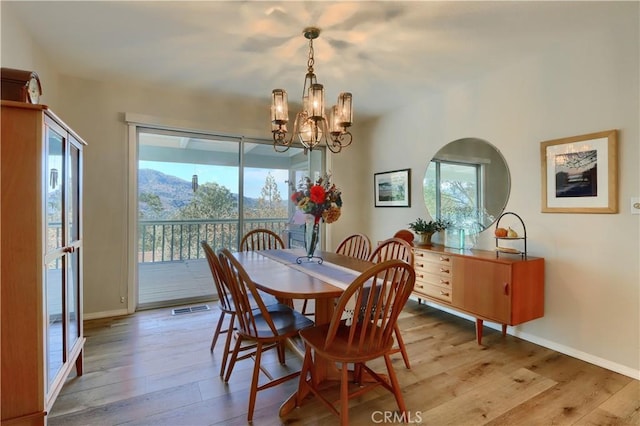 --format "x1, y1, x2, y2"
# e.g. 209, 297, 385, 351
4, 1, 626, 117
